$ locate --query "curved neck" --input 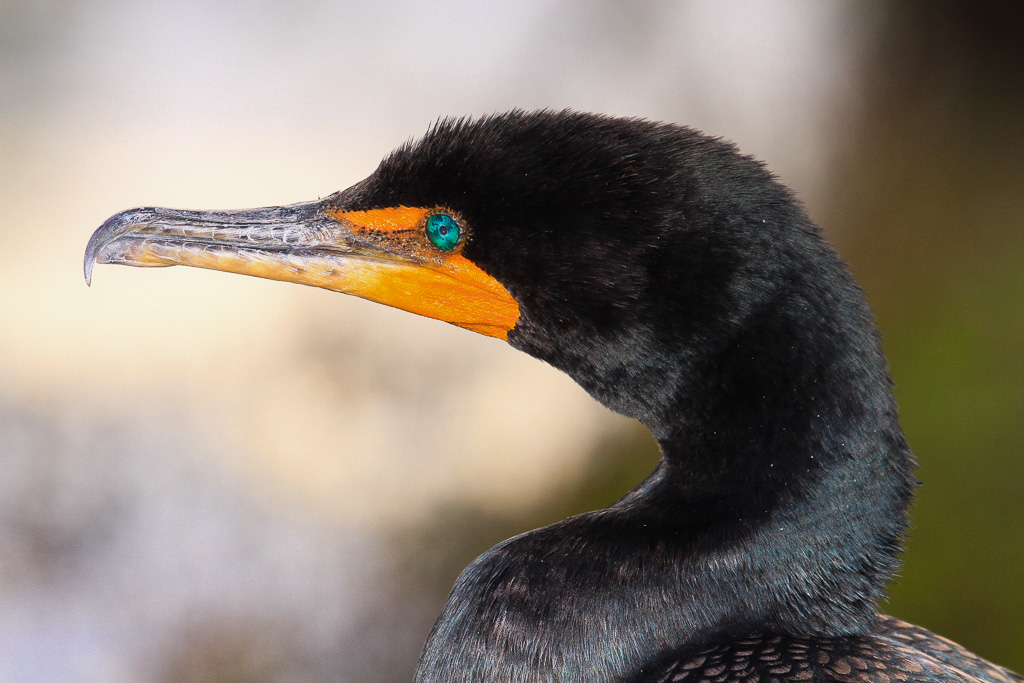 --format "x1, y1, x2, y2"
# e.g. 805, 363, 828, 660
417, 376, 913, 682
417, 247, 915, 683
